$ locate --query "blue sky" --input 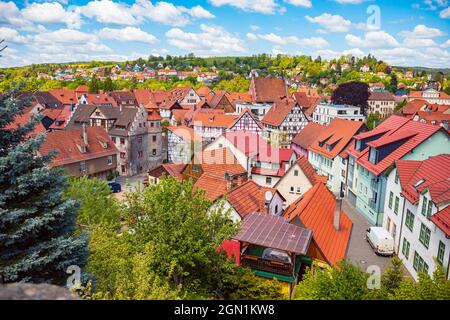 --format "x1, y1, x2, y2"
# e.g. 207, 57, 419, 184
0, 0, 449, 68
